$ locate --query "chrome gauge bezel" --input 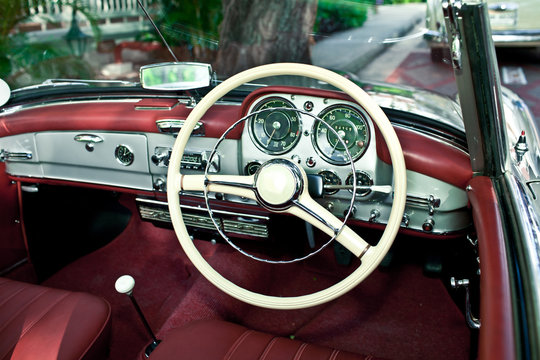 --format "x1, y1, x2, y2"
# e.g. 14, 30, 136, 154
244, 161, 262, 175
346, 170, 373, 197
311, 104, 371, 165
318, 169, 342, 195
248, 97, 302, 155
